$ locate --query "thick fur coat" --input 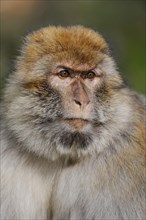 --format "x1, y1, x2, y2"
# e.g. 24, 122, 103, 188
1, 26, 146, 220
